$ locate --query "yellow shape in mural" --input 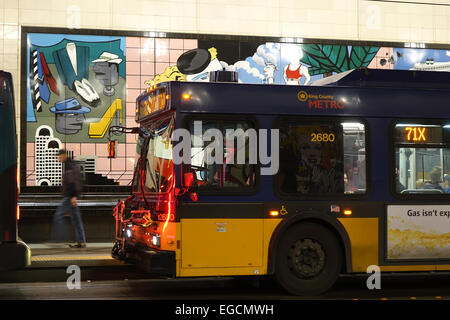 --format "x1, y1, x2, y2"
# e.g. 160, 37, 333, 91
144, 66, 186, 87
89, 99, 123, 139
144, 47, 218, 87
